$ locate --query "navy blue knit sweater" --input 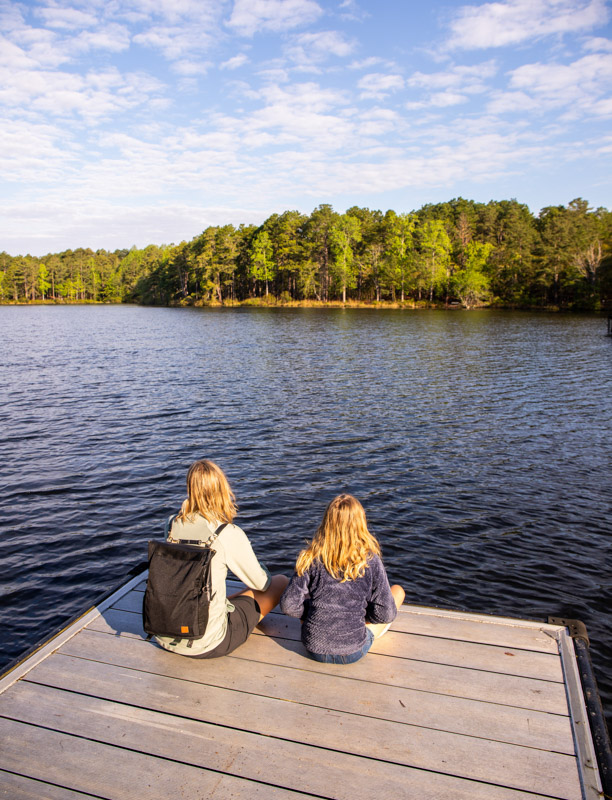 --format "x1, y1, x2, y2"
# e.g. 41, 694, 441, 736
280, 556, 397, 656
